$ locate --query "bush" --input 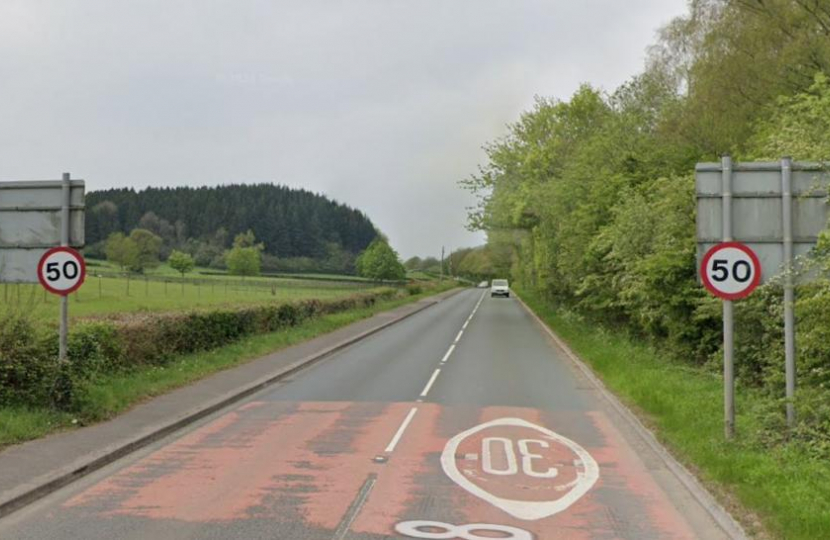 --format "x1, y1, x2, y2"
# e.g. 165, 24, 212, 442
406, 284, 423, 296
0, 316, 56, 406
0, 287, 403, 411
